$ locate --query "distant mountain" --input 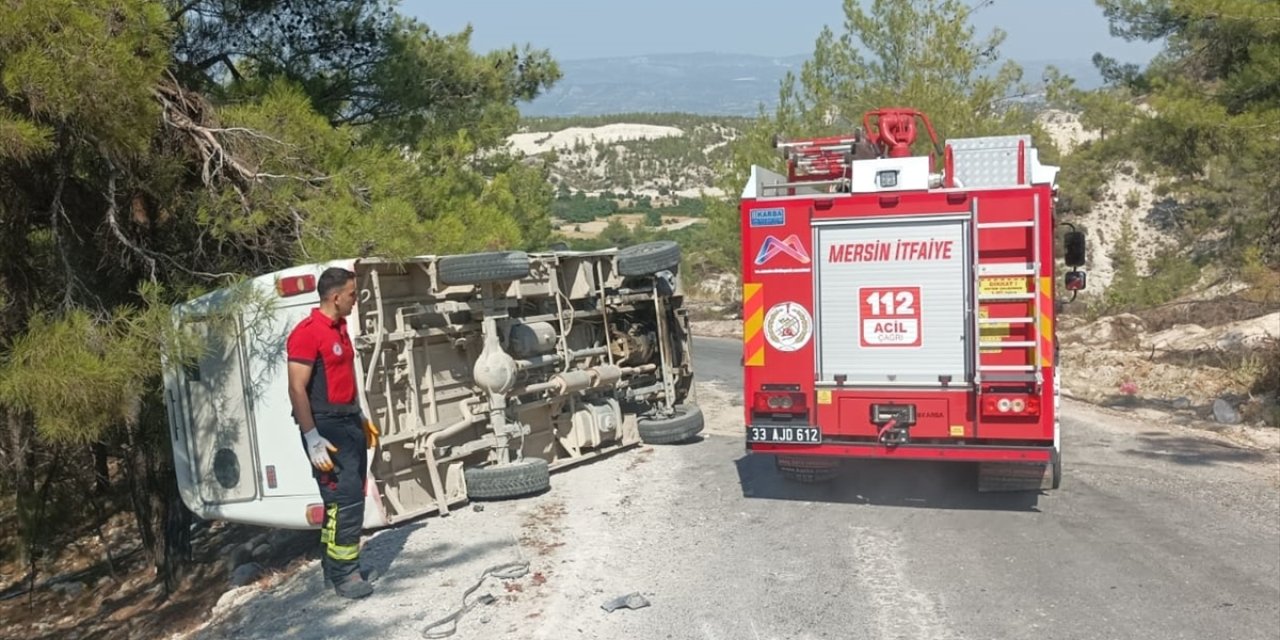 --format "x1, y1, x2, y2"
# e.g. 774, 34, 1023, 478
520, 52, 1108, 117
521, 52, 805, 117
